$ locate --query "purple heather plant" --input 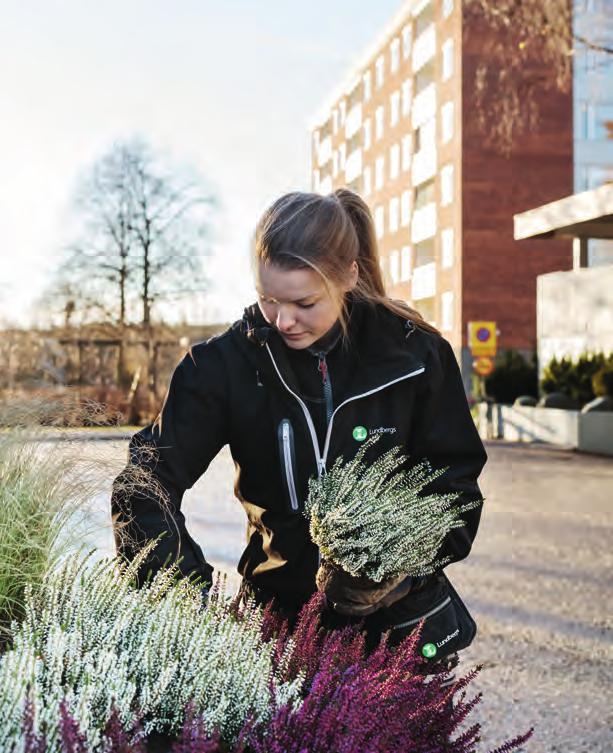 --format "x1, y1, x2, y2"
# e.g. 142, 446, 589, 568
22, 691, 47, 753
245, 592, 535, 753
59, 699, 88, 753
170, 701, 221, 753
100, 703, 146, 753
